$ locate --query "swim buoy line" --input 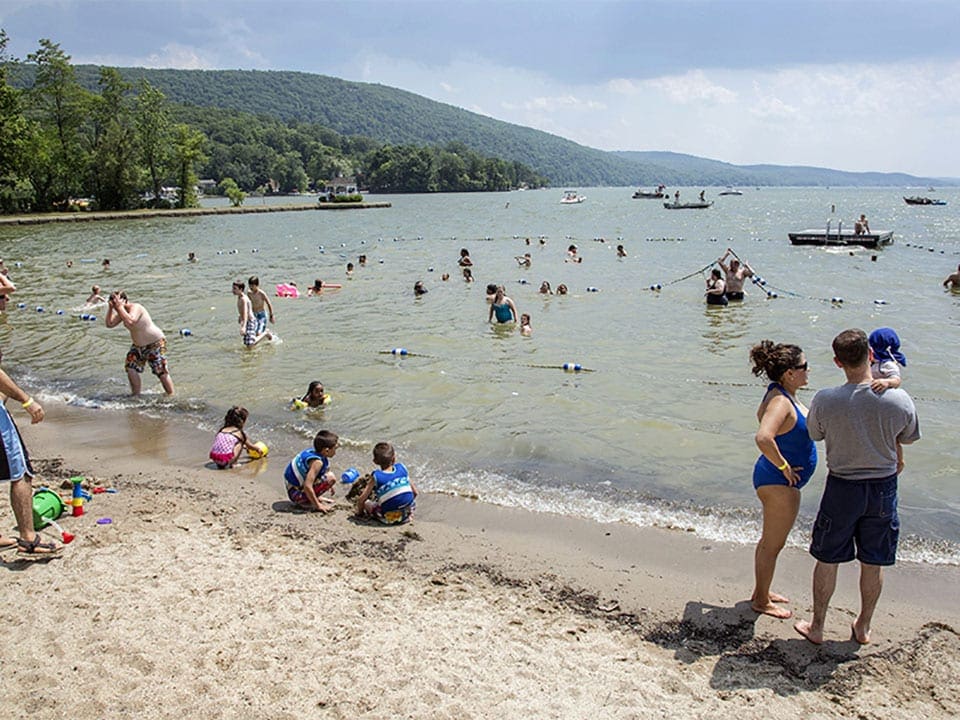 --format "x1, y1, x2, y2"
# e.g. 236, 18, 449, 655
526, 363, 595, 373
377, 348, 435, 358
